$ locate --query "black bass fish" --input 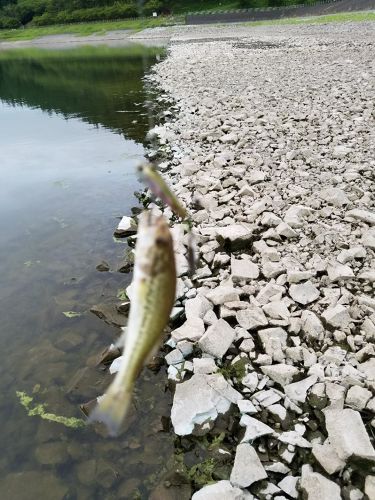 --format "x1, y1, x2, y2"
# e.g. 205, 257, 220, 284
89, 211, 176, 436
